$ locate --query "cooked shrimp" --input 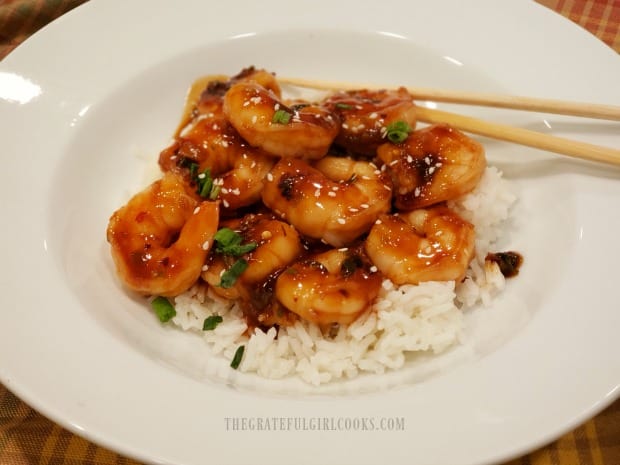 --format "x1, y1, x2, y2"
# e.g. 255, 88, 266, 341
106, 173, 219, 296
193, 66, 282, 119
275, 246, 382, 325
159, 107, 275, 212
377, 124, 486, 210
323, 87, 417, 157
262, 156, 392, 247
223, 81, 340, 159
202, 213, 303, 327
365, 206, 475, 285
